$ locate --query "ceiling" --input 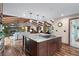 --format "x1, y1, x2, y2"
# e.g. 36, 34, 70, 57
3, 3, 79, 21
